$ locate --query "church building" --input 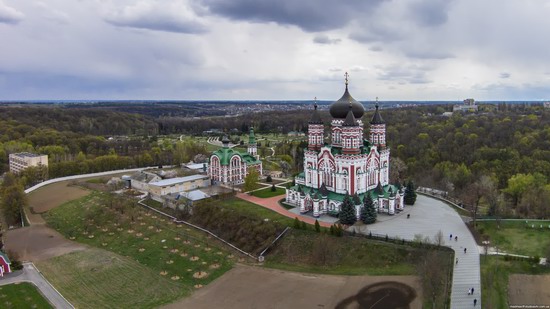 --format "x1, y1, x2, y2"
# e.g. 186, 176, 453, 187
286, 74, 404, 217
209, 128, 263, 185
